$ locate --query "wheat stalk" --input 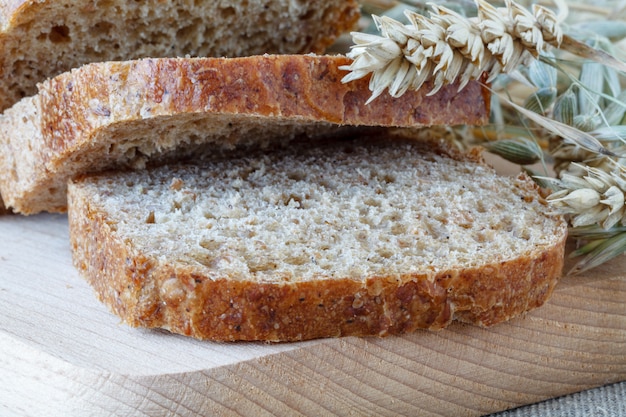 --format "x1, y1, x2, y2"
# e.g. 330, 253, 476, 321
341, 0, 563, 103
